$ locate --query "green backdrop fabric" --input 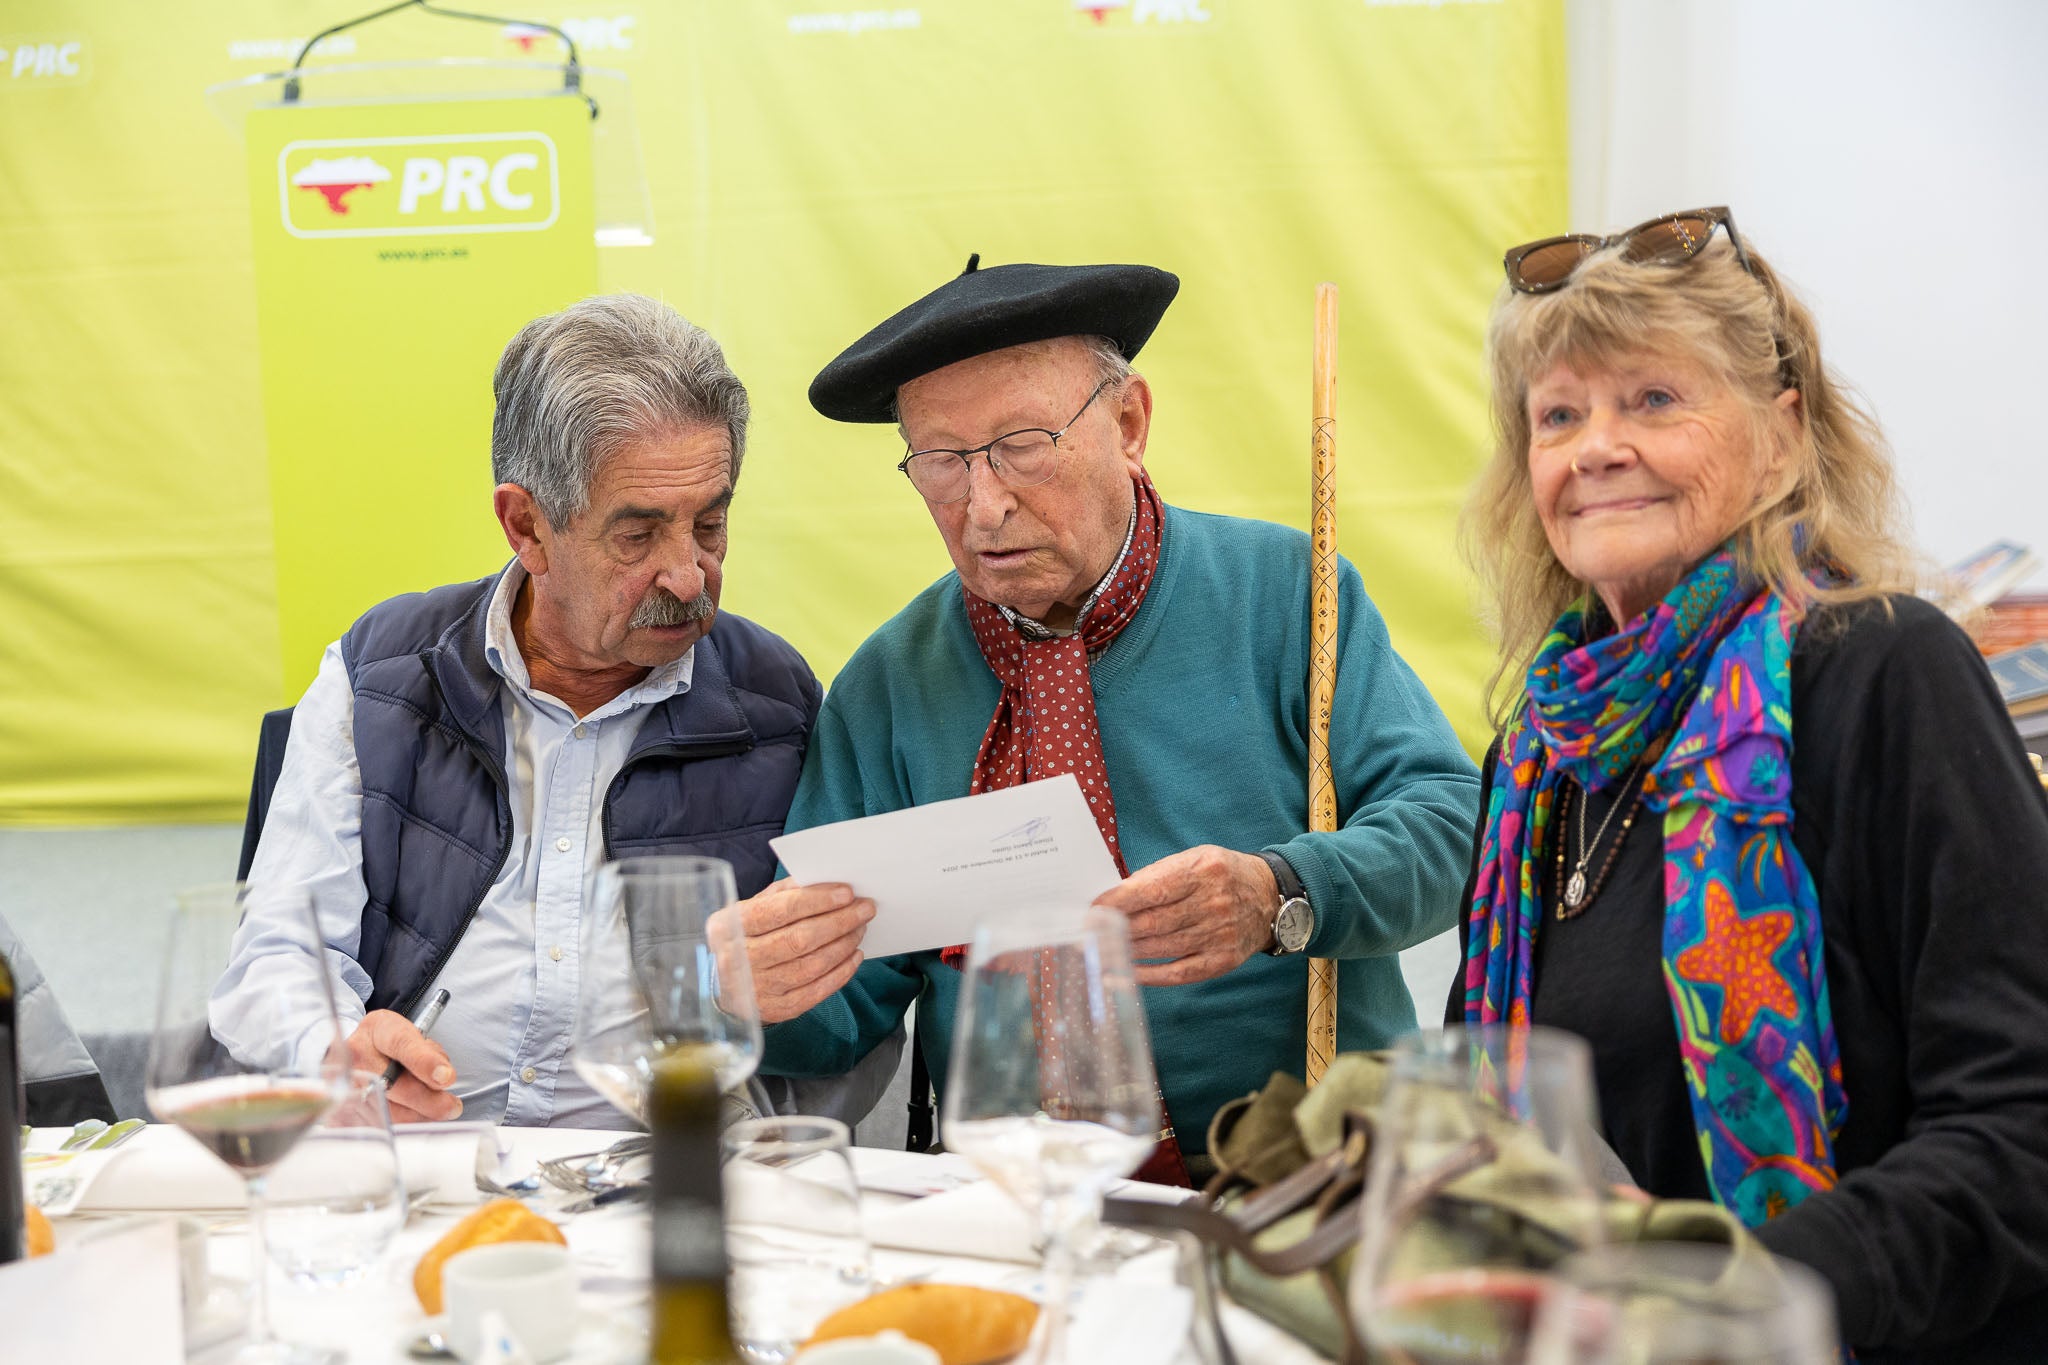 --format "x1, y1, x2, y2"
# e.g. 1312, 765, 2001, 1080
0, 0, 1565, 824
